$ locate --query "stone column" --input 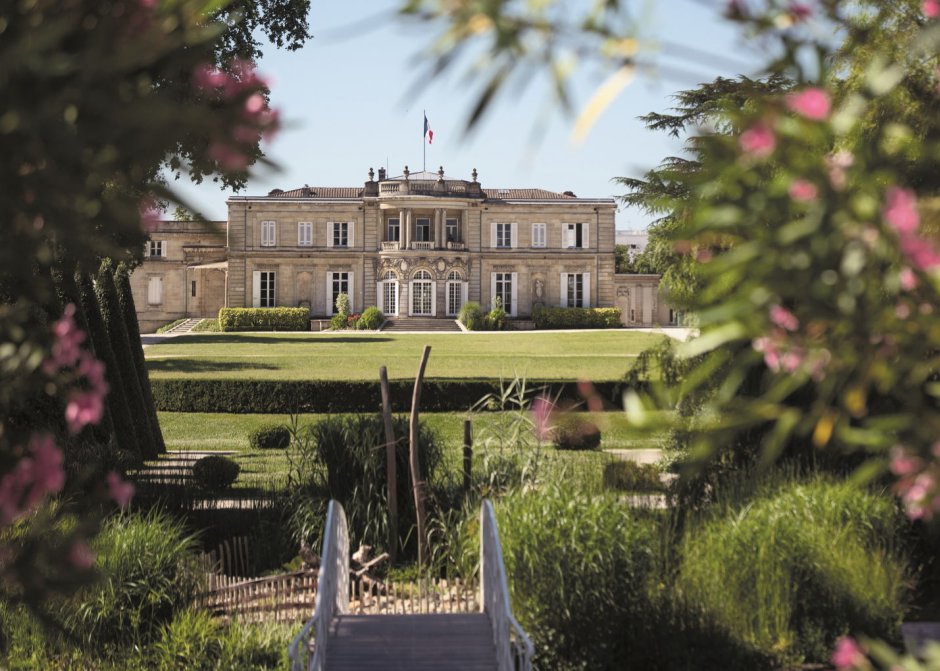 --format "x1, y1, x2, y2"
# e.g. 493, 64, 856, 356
435, 209, 442, 249
442, 208, 448, 246
405, 209, 412, 249
398, 208, 405, 246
